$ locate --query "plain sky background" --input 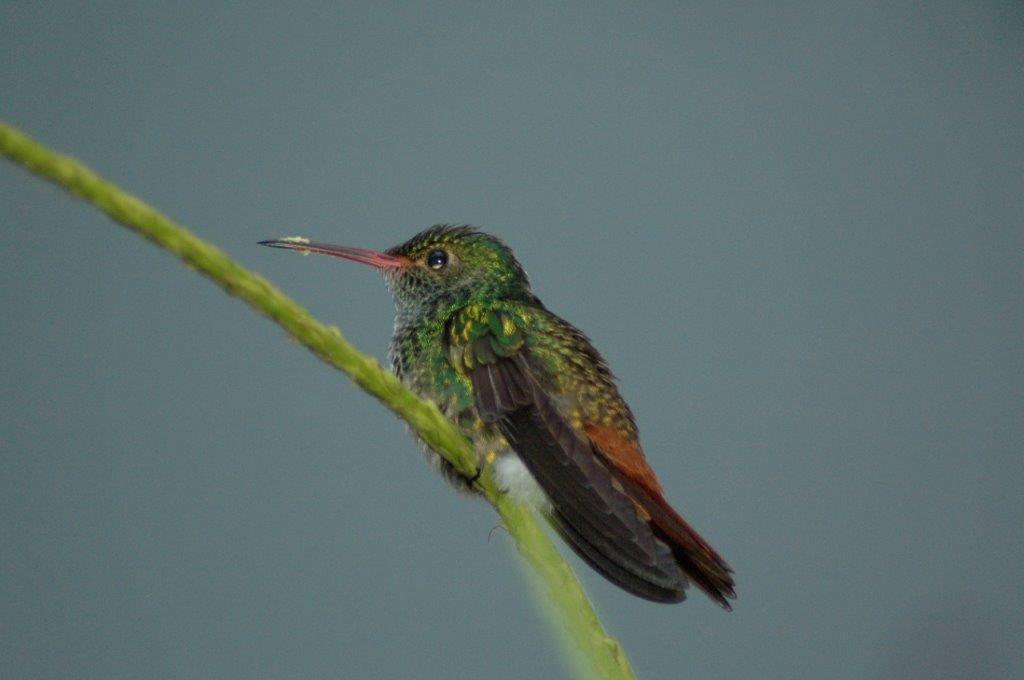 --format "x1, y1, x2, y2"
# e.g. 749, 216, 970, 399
2, 3, 1022, 679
